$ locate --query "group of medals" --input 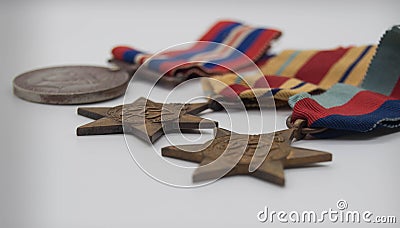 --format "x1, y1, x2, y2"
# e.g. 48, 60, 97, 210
12, 21, 400, 186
